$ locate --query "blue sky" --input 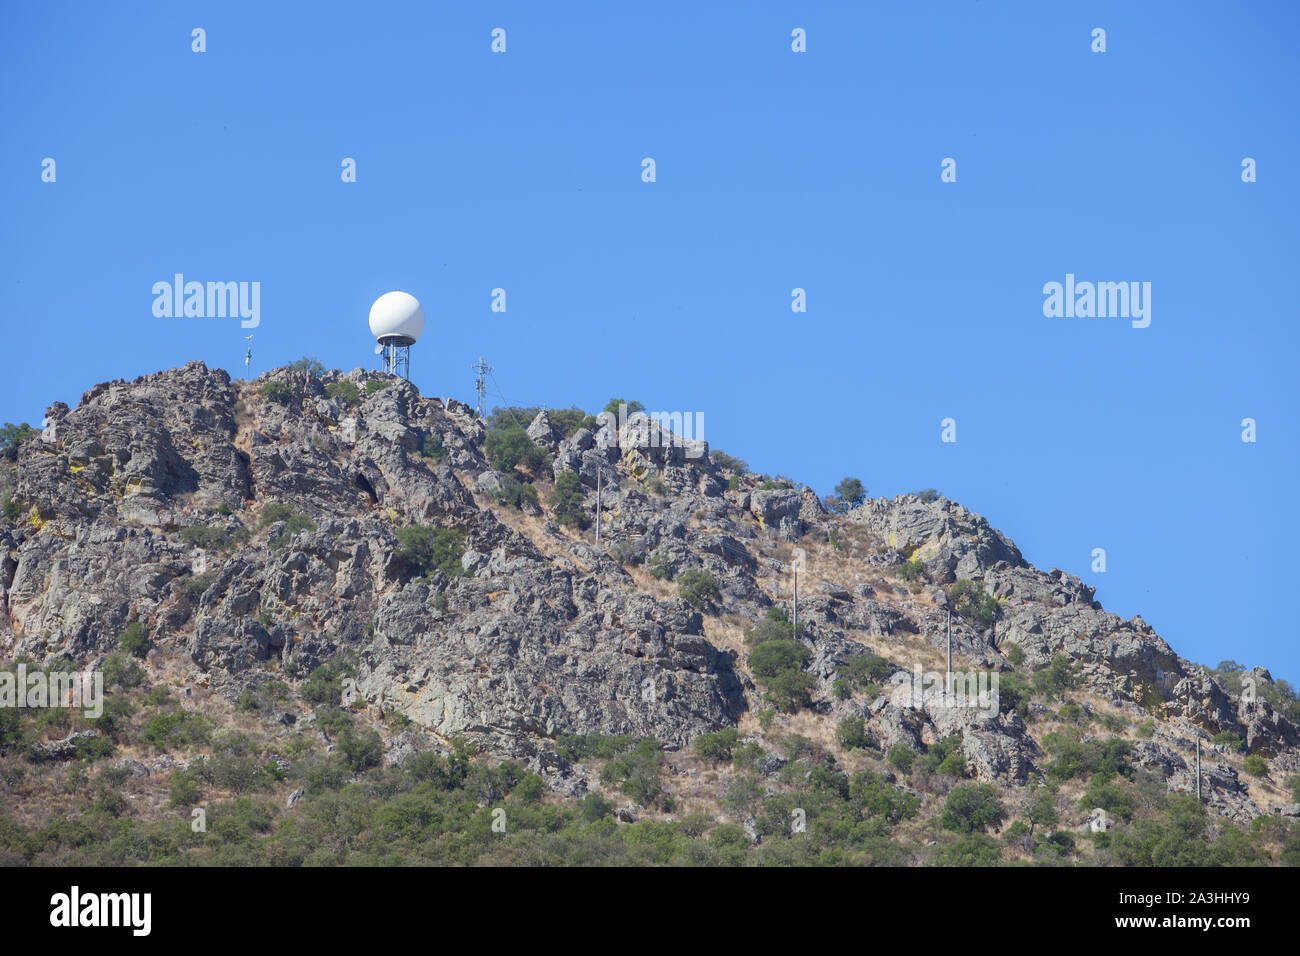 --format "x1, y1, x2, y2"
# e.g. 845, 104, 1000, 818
2, 2, 1297, 683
